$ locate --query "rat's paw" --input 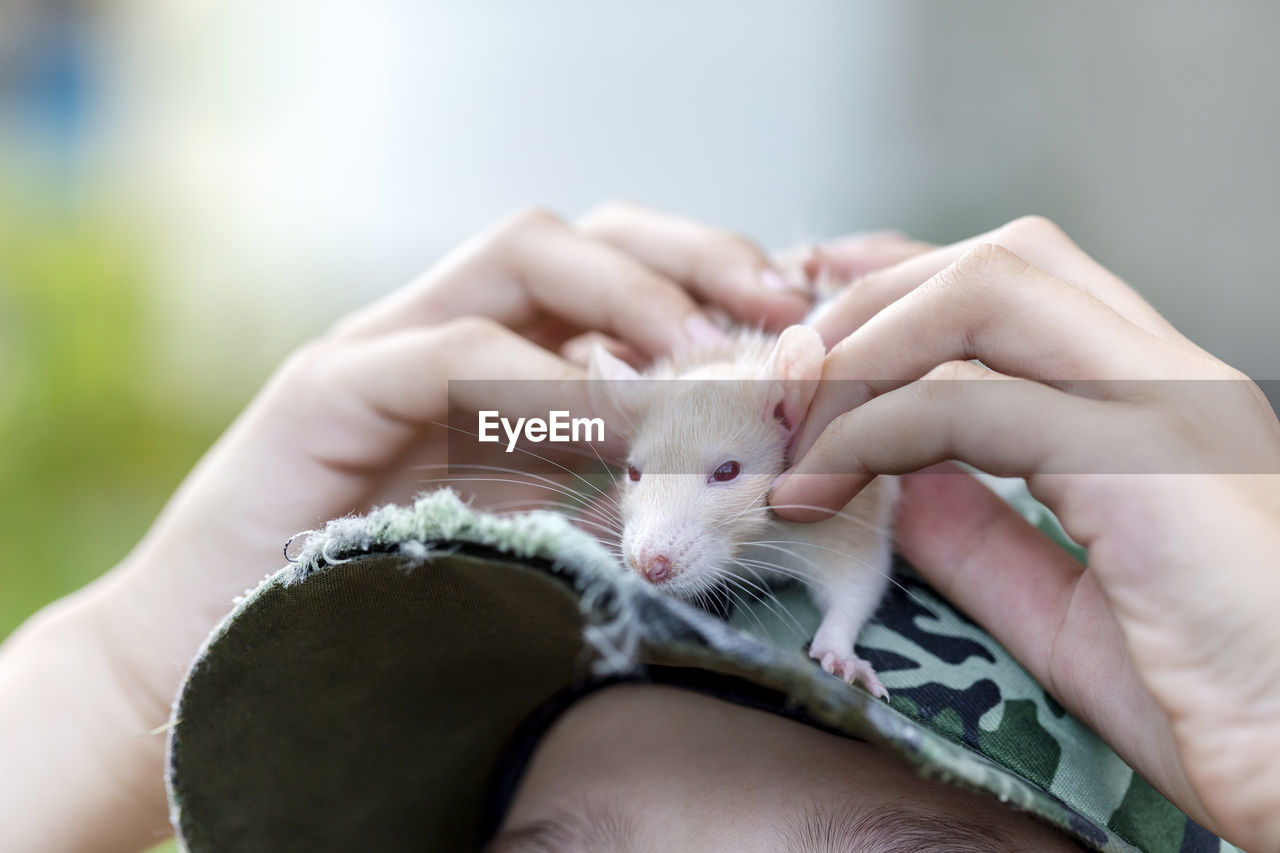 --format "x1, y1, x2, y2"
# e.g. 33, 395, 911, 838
812, 648, 889, 700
